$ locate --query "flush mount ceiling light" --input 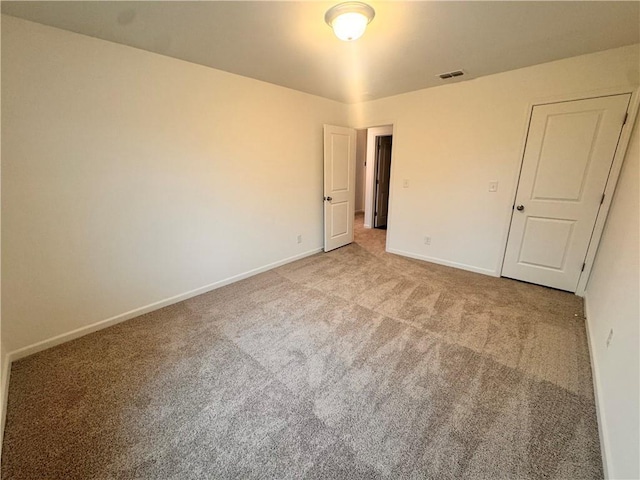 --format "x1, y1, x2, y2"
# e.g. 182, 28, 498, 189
325, 2, 375, 41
